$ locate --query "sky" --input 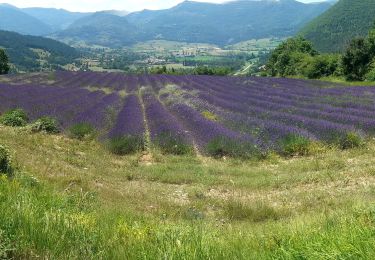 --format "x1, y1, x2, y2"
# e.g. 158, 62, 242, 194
2, 0, 327, 12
